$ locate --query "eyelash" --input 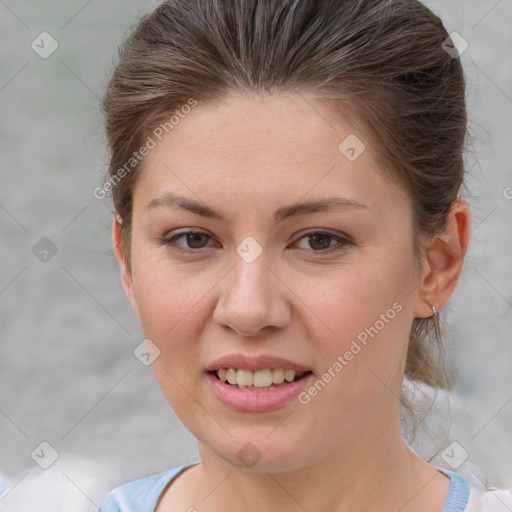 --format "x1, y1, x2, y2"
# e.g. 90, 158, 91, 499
158, 230, 351, 255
